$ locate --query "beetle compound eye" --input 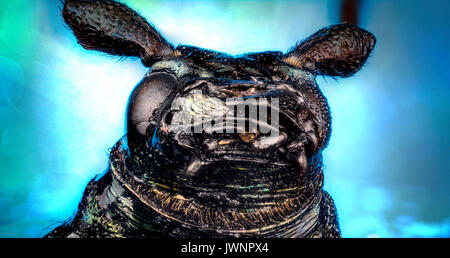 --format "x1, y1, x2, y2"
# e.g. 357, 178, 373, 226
127, 72, 178, 135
